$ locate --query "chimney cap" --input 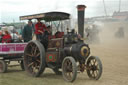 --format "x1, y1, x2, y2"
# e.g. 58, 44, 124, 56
77, 5, 86, 9
77, 5, 86, 11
